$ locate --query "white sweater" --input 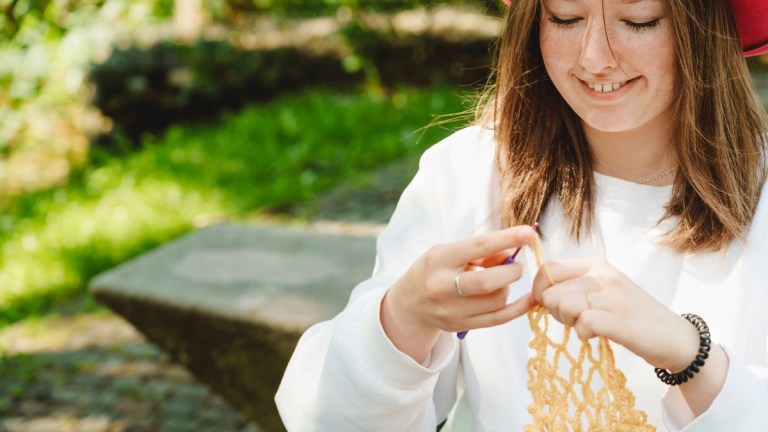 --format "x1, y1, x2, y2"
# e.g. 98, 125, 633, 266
275, 126, 768, 431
